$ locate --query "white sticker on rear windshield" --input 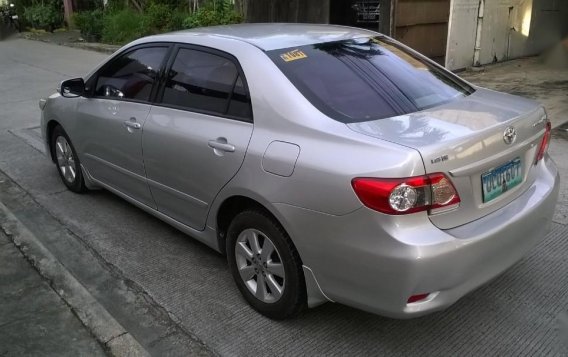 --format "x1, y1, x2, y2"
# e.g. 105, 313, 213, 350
280, 49, 307, 62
